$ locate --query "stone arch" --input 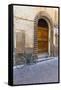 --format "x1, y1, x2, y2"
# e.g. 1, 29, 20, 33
33, 11, 54, 57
